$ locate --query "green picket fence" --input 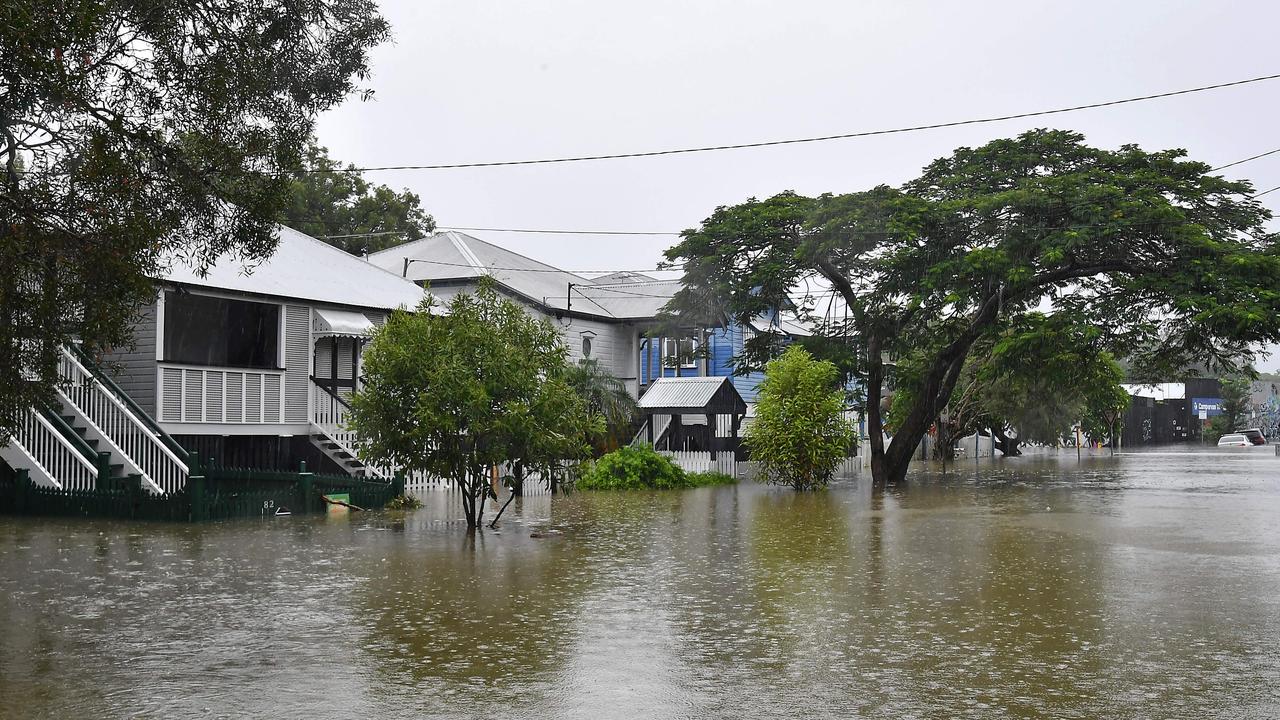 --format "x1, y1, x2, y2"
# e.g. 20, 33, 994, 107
0, 461, 403, 523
